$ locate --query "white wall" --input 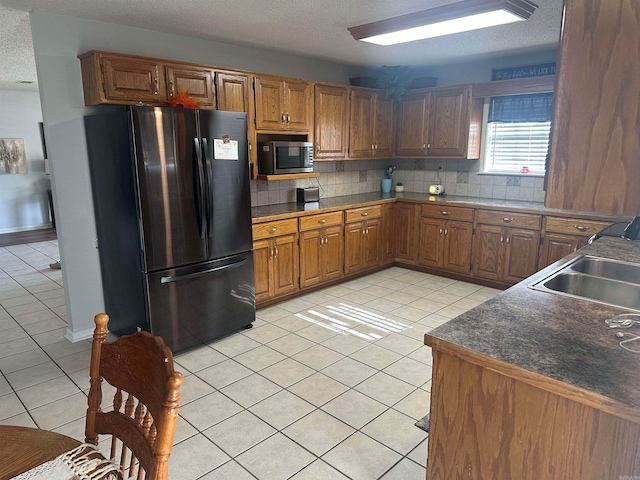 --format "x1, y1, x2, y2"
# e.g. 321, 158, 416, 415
29, 11, 361, 341
0, 90, 50, 232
